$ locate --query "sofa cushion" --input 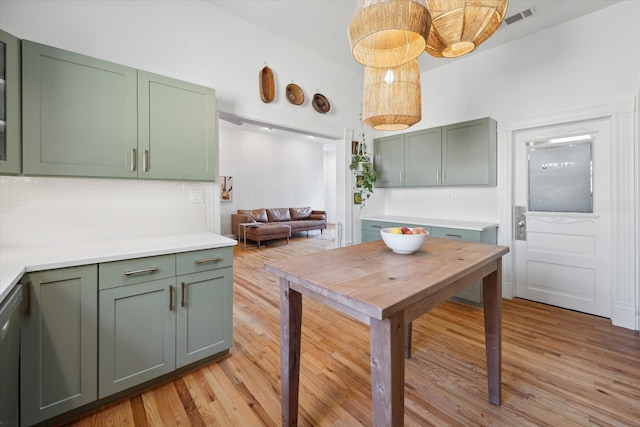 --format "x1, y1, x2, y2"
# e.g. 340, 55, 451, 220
309, 213, 326, 220
267, 208, 291, 222
289, 207, 312, 220
238, 208, 268, 223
